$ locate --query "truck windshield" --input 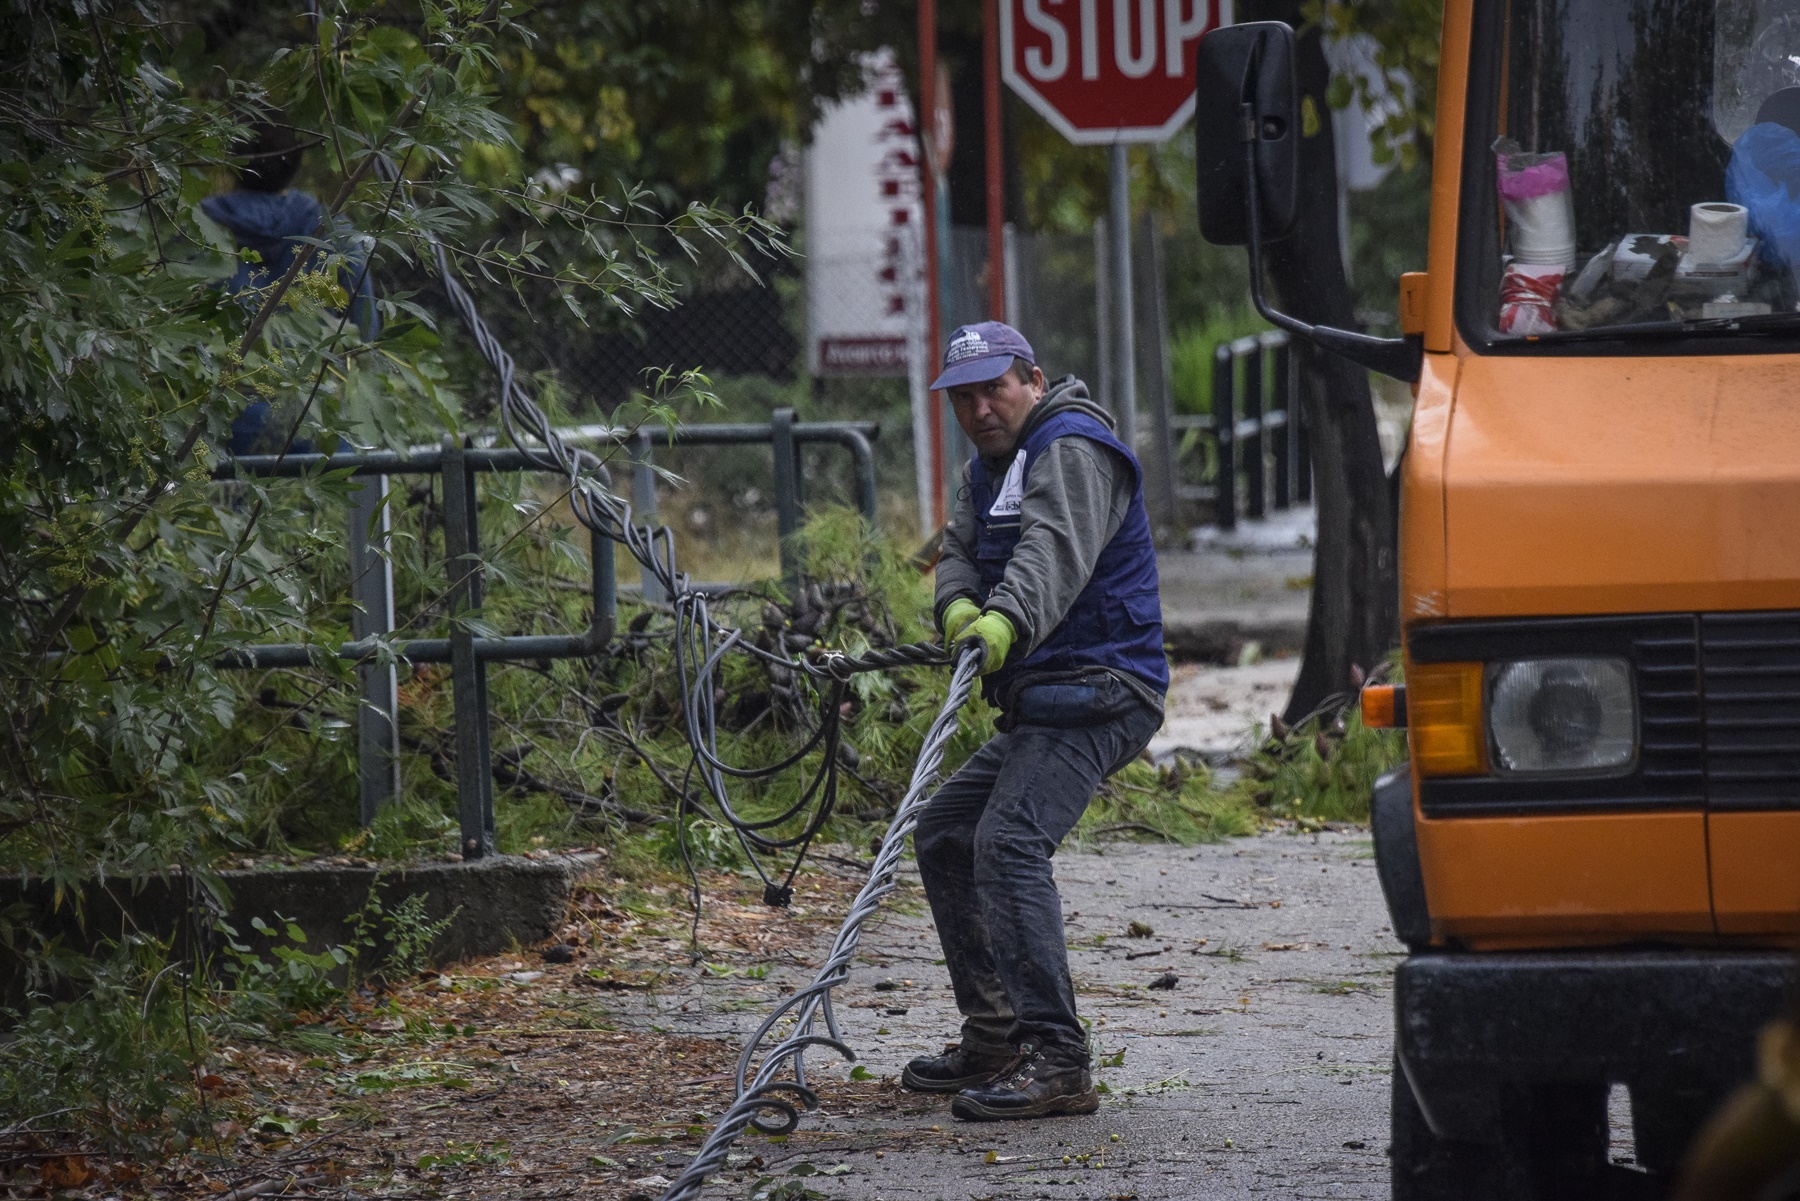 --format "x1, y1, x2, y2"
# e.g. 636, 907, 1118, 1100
1461, 0, 1800, 349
